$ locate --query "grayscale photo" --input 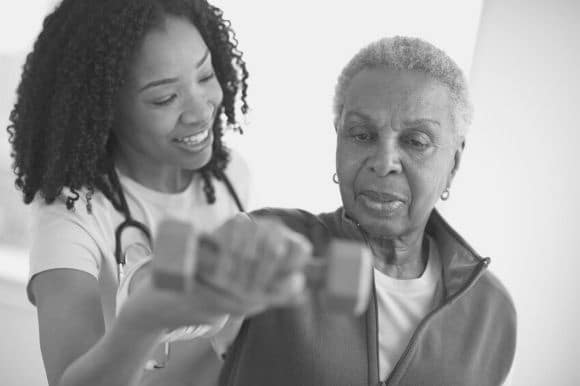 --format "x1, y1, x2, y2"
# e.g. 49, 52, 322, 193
0, 0, 578, 385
